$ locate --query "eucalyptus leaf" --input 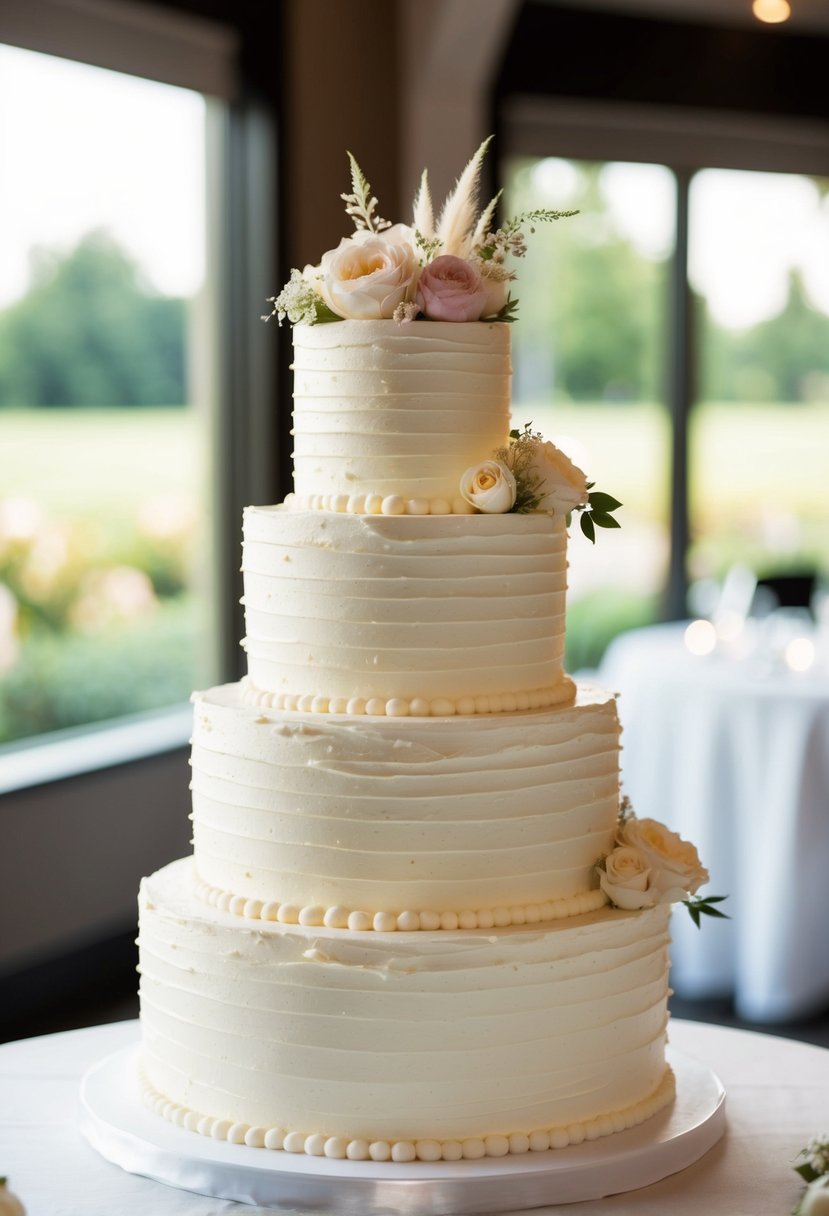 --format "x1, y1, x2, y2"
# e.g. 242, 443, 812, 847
591, 512, 622, 529
589, 491, 623, 512
796, 1164, 821, 1183
580, 512, 596, 543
